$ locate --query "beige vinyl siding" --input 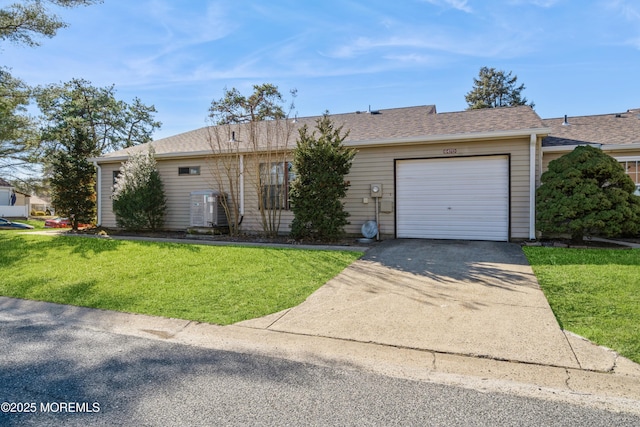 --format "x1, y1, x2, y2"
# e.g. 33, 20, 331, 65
15, 193, 28, 206
239, 155, 294, 234
99, 156, 295, 233
606, 148, 640, 158
99, 162, 120, 227
541, 147, 640, 173
541, 152, 563, 172
157, 160, 214, 229
100, 159, 218, 229
99, 136, 535, 239
343, 136, 533, 240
